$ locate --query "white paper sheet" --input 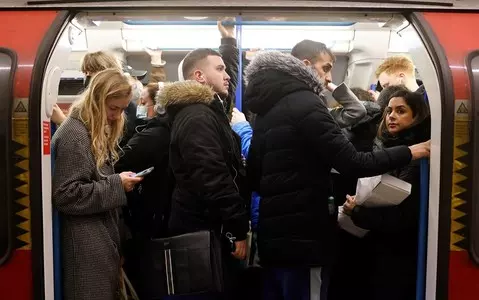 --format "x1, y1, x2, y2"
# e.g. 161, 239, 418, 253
337, 206, 369, 238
